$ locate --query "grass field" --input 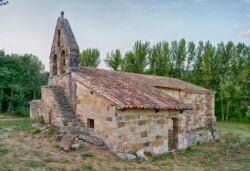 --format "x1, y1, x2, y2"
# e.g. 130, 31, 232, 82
0, 114, 249, 171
